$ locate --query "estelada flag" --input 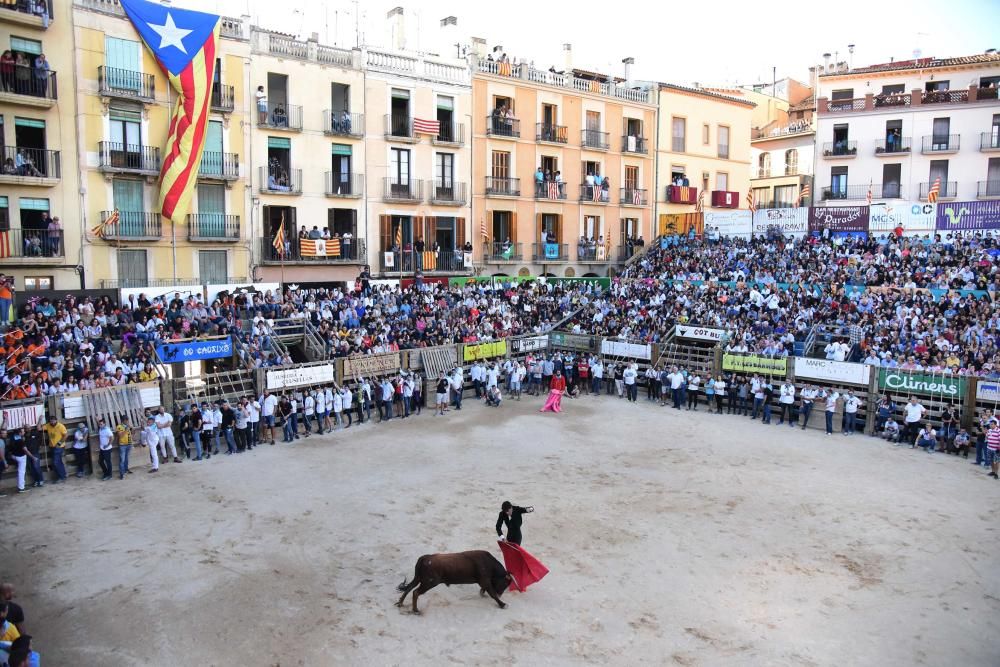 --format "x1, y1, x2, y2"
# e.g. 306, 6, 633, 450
120, 0, 221, 226
498, 540, 549, 592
